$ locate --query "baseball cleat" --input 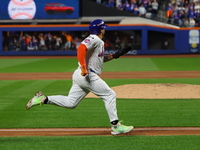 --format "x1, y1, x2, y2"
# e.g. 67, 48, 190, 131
26, 91, 46, 110
111, 121, 134, 135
